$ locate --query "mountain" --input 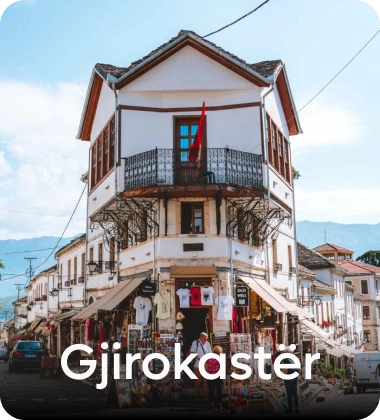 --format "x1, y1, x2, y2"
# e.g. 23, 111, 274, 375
296, 220, 380, 258
0, 295, 18, 321
0, 236, 76, 299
